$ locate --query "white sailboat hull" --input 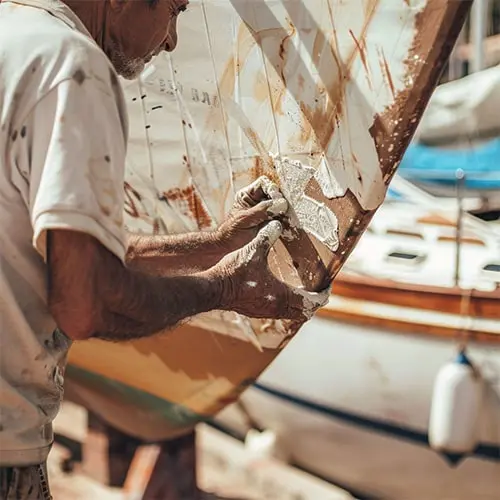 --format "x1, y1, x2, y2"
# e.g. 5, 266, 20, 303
217, 315, 500, 499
